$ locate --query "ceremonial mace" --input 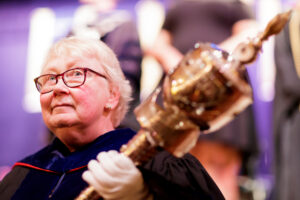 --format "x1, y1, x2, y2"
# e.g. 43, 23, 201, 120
76, 10, 292, 200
